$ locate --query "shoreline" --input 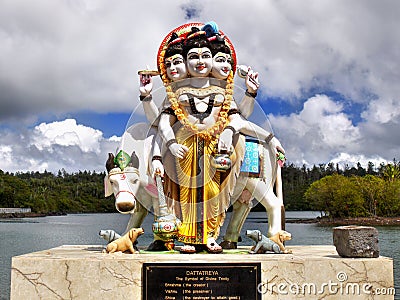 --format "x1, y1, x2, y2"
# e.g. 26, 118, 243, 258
0, 211, 67, 219
287, 216, 400, 226
2, 212, 400, 226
